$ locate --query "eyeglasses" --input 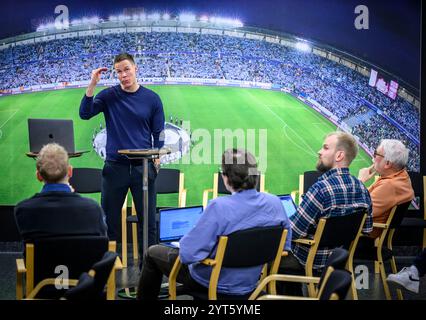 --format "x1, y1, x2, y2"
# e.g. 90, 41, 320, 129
373, 150, 385, 158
